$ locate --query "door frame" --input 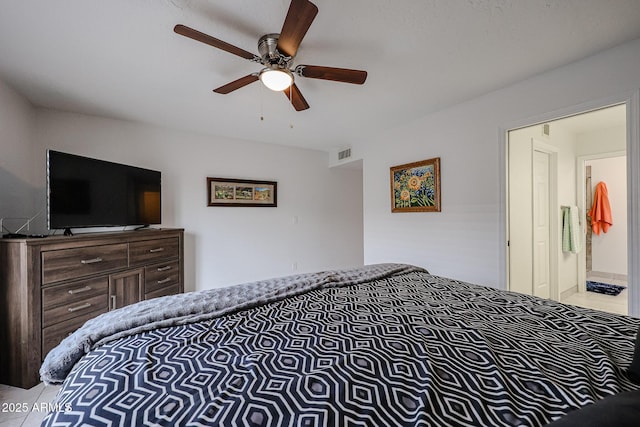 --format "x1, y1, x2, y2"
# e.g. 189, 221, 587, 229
499, 90, 640, 316
576, 150, 626, 294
